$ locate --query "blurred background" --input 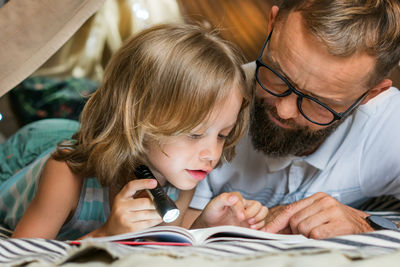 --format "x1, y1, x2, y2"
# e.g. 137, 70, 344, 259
0, 0, 399, 142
